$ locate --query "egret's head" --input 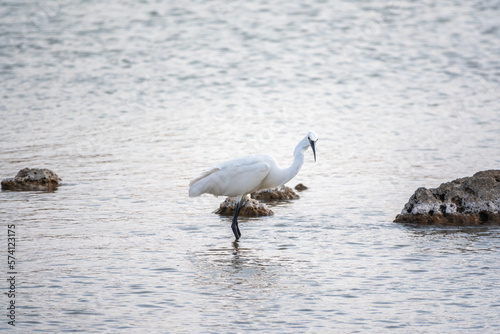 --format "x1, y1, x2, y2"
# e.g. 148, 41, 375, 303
307, 131, 318, 162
